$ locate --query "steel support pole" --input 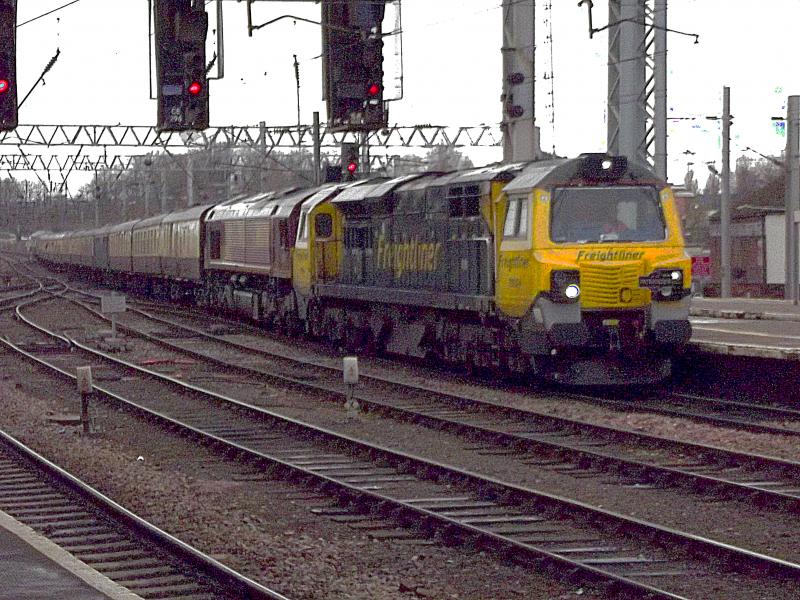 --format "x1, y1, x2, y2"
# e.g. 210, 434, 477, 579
501, 0, 537, 163
720, 86, 731, 298
608, 0, 646, 164
186, 154, 194, 207
786, 95, 800, 303
93, 173, 99, 228
144, 171, 151, 216
360, 131, 370, 176
653, 0, 668, 179
313, 111, 321, 186
160, 168, 167, 214
215, 0, 224, 78
259, 120, 267, 193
